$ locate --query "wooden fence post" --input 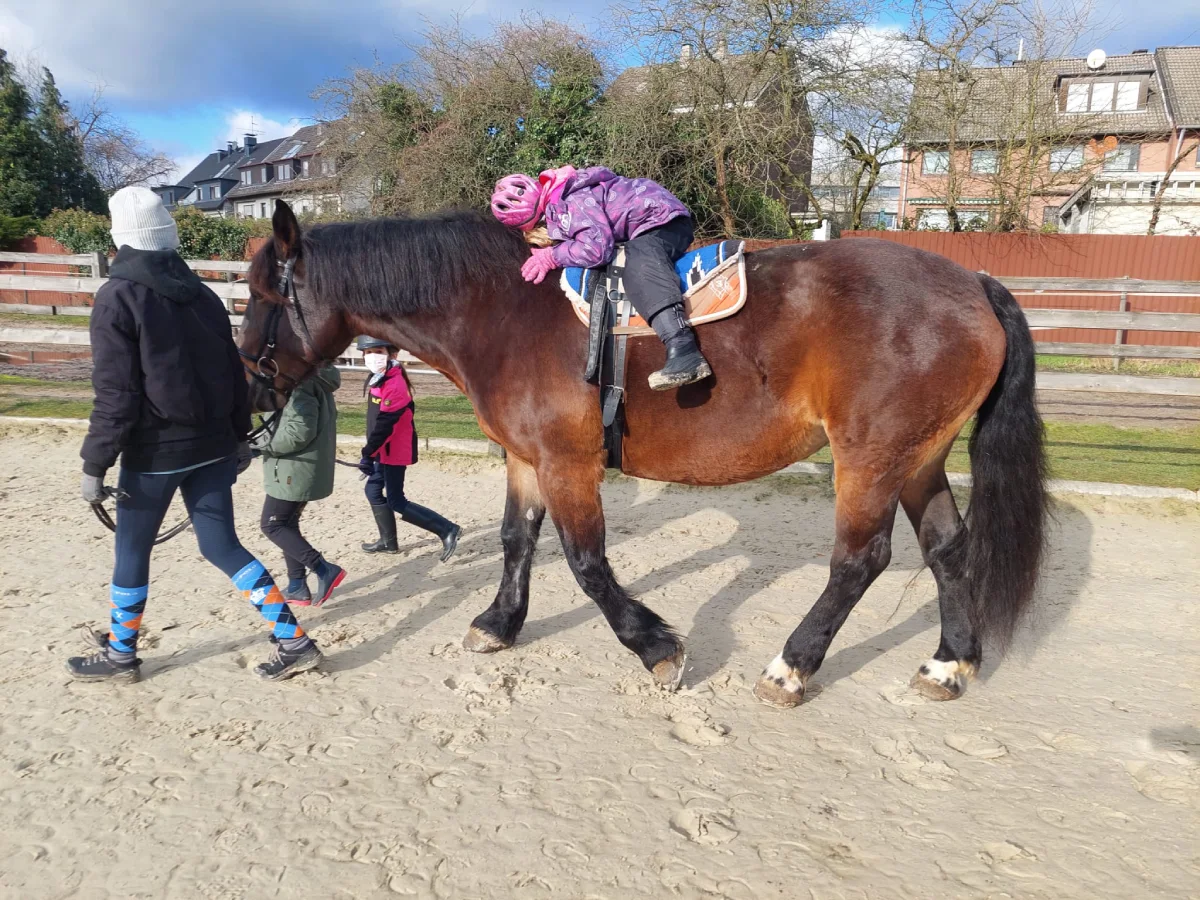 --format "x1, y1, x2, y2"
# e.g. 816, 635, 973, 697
90, 252, 108, 279
1114, 282, 1129, 372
